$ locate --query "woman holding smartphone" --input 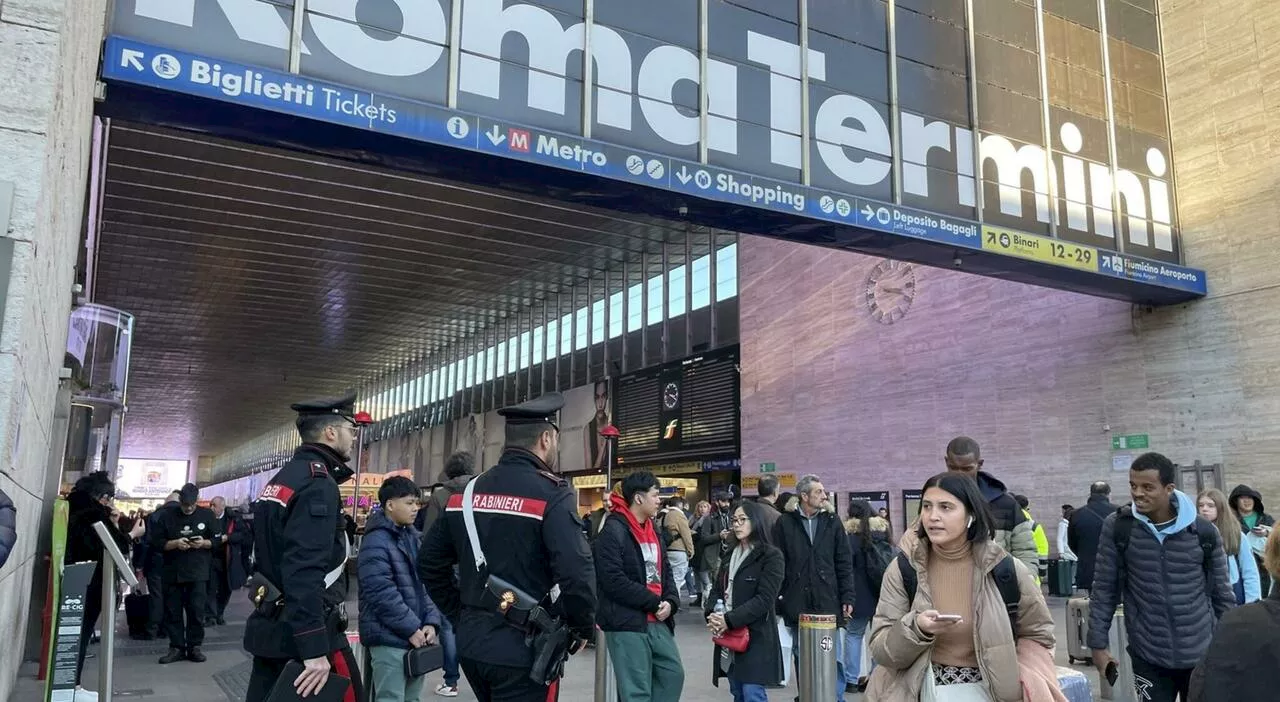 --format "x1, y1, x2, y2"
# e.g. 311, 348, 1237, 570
866, 473, 1055, 702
